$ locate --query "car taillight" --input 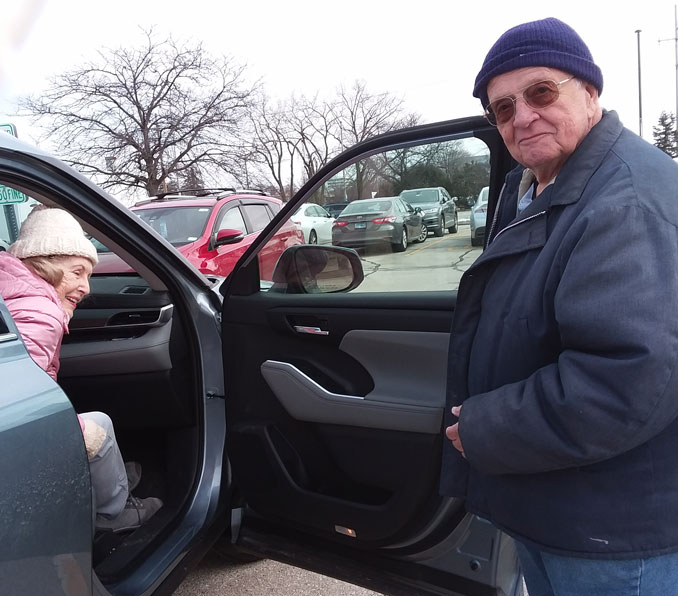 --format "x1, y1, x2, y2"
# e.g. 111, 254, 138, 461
372, 216, 396, 224
477, 207, 487, 214
291, 219, 301, 225
333, 220, 349, 228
